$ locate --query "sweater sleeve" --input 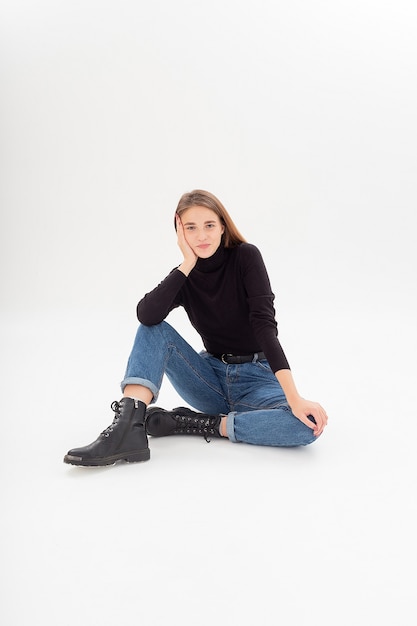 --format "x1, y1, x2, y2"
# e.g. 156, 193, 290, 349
240, 245, 290, 372
136, 268, 187, 325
